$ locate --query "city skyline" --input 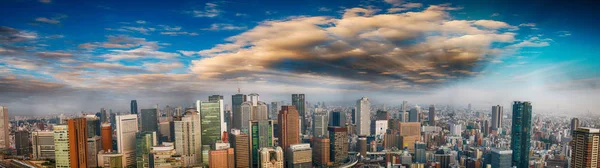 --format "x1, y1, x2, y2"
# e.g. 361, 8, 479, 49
1, 0, 600, 116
